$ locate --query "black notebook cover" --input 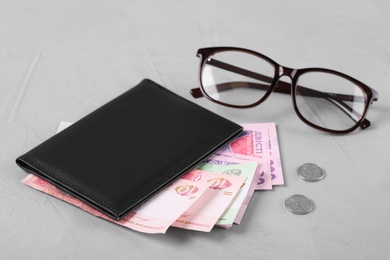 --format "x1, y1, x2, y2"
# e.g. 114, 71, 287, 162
16, 79, 242, 220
